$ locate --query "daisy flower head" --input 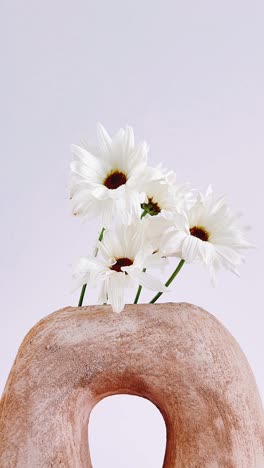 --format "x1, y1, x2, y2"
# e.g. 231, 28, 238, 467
137, 165, 191, 253
162, 186, 253, 284
70, 124, 150, 226
140, 164, 188, 219
73, 222, 168, 313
